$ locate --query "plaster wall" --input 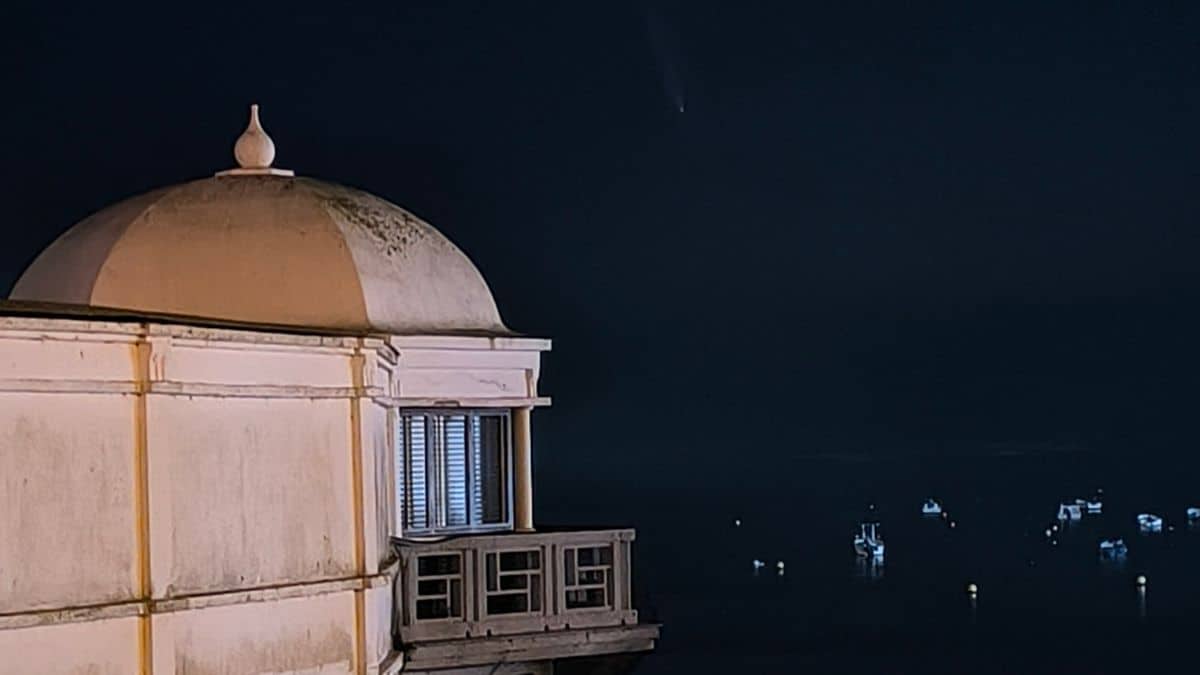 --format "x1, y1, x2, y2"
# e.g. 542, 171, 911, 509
152, 591, 356, 675
362, 400, 393, 574
364, 584, 395, 673
0, 330, 135, 382
146, 395, 356, 597
0, 615, 140, 675
0, 316, 549, 673
0, 391, 136, 613
388, 337, 546, 402
155, 339, 354, 388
